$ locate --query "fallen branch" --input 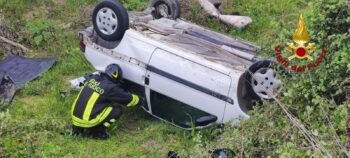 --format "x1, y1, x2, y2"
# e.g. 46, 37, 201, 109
247, 70, 332, 157
0, 35, 30, 52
